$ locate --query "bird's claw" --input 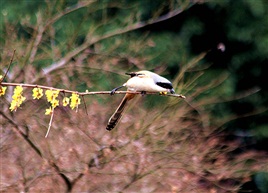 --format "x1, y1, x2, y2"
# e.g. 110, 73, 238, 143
110, 88, 117, 95
141, 91, 146, 96
110, 85, 124, 95
159, 91, 168, 95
